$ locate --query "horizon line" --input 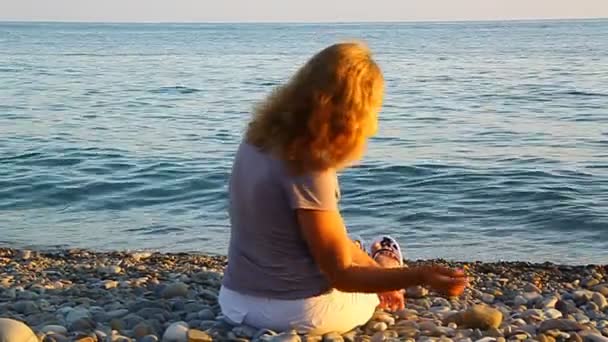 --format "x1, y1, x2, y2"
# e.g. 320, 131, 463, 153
1, 16, 607, 25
